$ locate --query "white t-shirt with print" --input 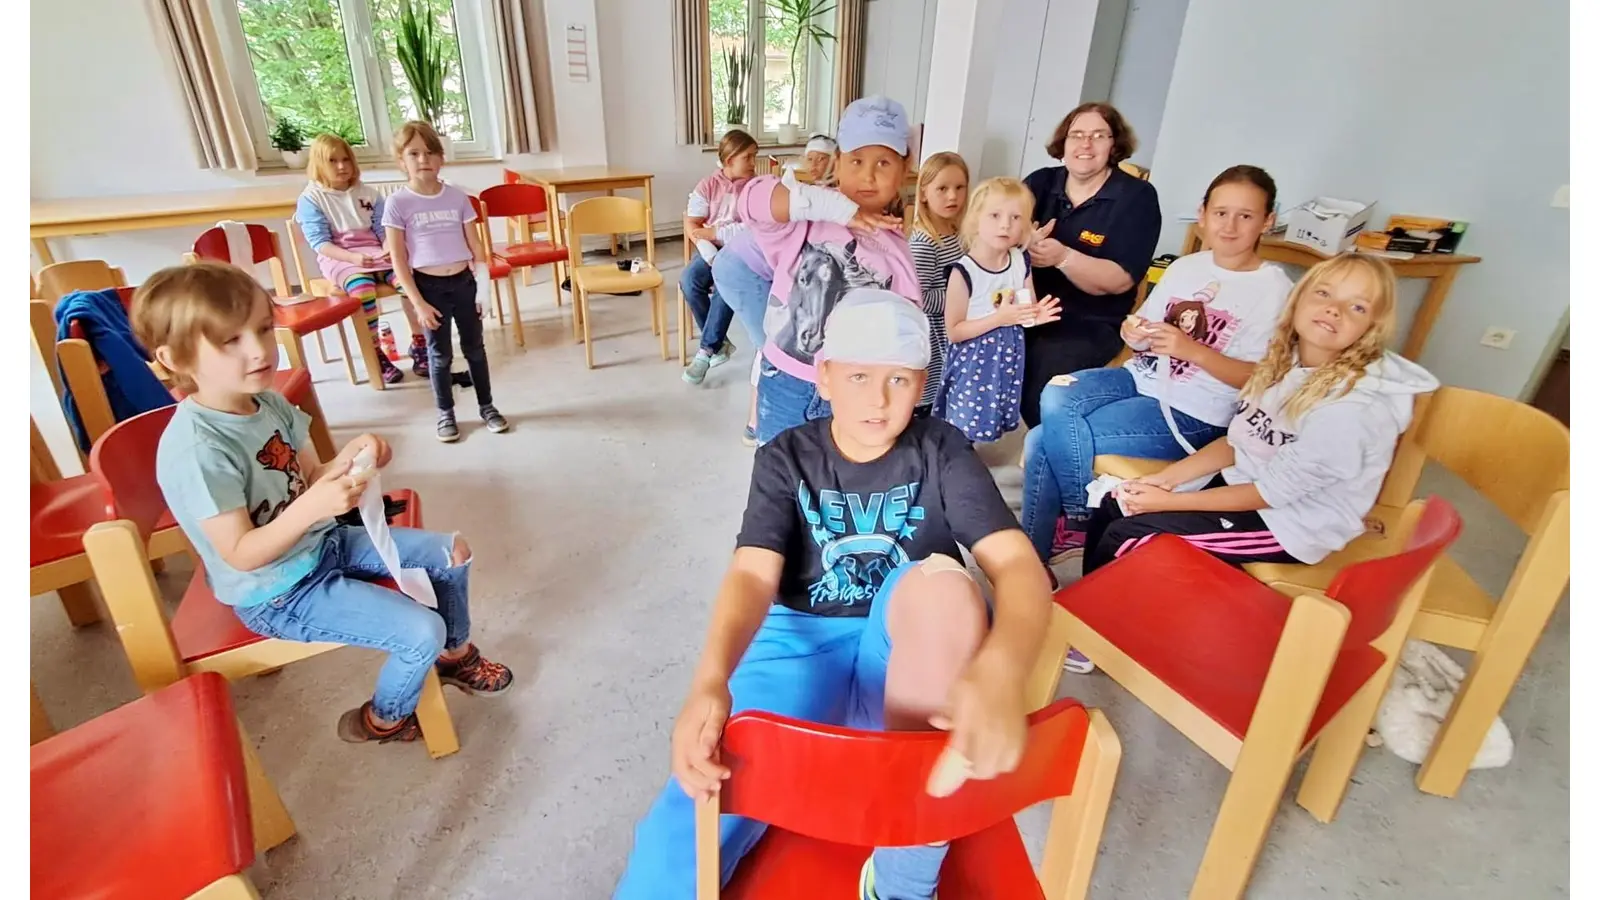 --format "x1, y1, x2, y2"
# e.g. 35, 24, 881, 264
1126, 251, 1294, 427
